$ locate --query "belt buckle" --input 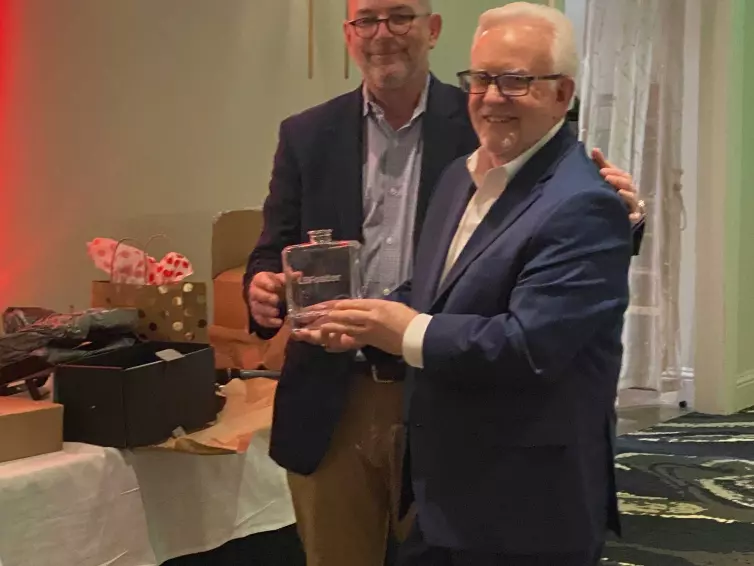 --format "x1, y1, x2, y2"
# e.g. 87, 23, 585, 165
370, 364, 395, 384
